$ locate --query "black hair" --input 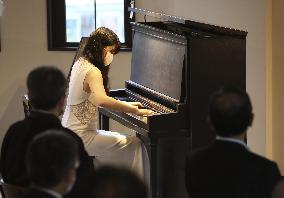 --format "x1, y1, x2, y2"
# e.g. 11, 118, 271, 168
209, 86, 253, 137
91, 166, 147, 198
27, 66, 66, 110
82, 27, 120, 94
26, 129, 79, 188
